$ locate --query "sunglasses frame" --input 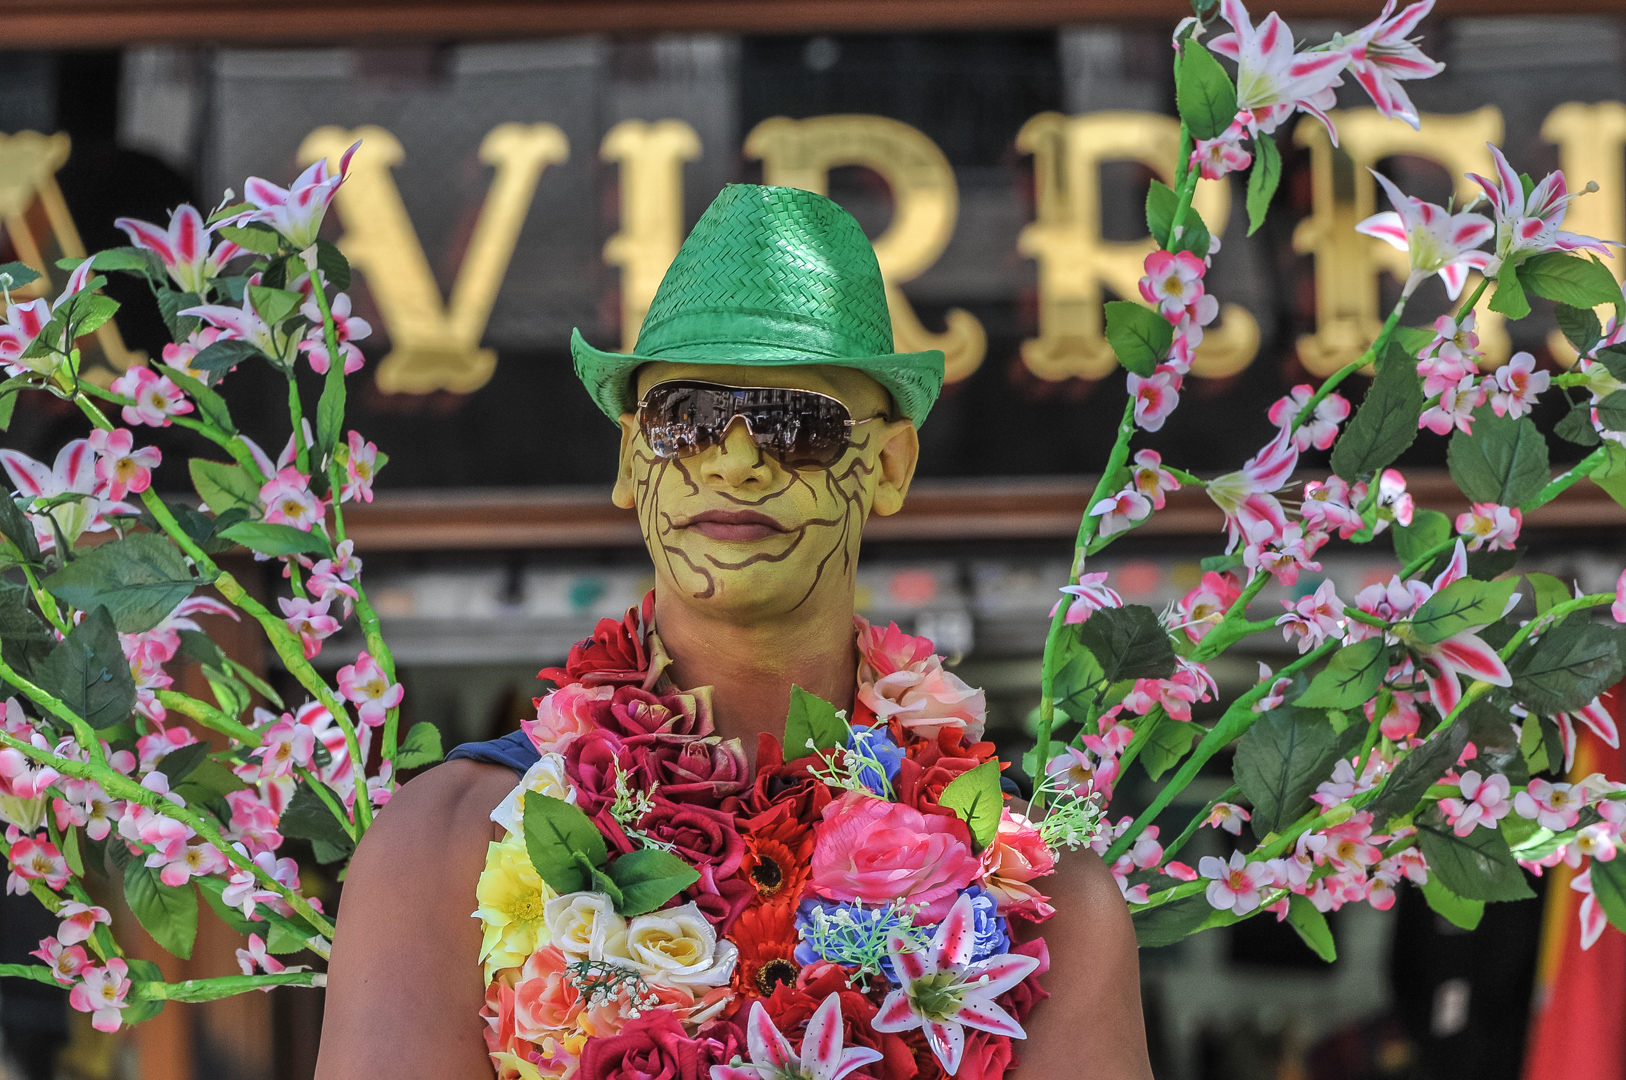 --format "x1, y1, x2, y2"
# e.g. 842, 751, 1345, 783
635, 379, 887, 469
